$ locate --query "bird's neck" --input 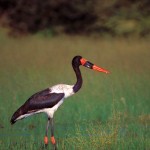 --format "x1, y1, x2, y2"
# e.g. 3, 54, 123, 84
73, 66, 83, 93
